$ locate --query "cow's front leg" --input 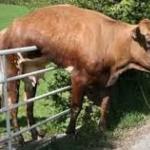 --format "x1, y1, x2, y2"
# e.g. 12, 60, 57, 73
24, 78, 40, 140
66, 72, 87, 135
7, 80, 24, 144
99, 87, 112, 131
